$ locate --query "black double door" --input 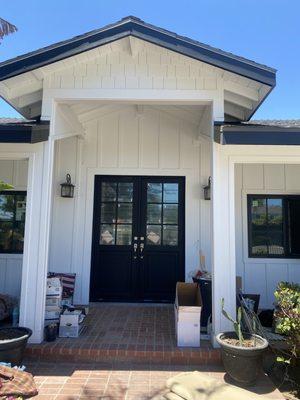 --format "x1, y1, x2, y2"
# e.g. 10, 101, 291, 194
90, 175, 185, 302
